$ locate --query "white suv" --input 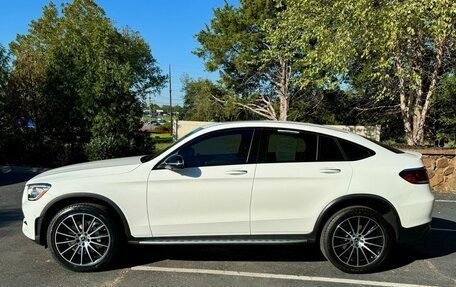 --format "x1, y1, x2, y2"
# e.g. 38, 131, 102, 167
22, 121, 434, 273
